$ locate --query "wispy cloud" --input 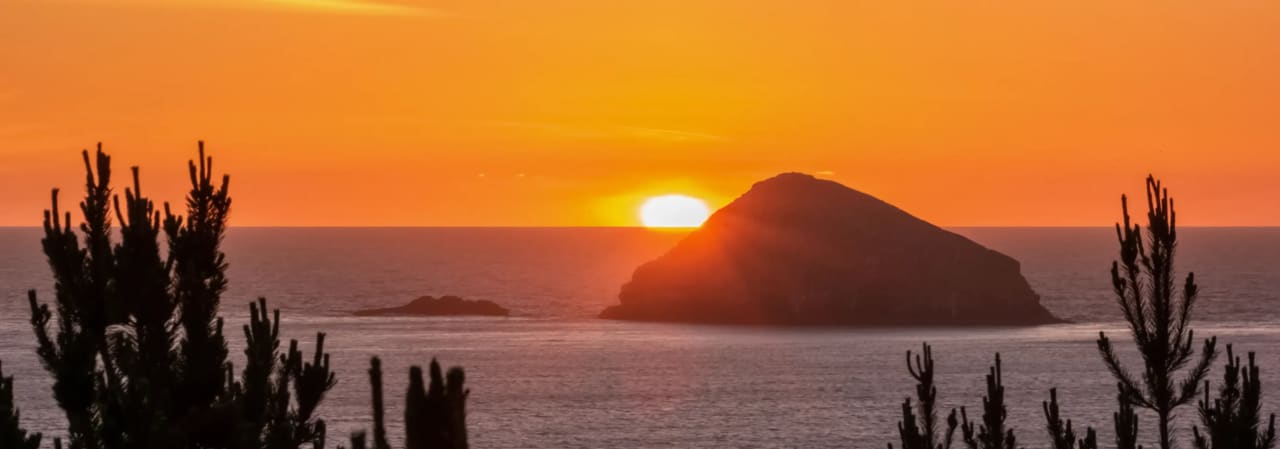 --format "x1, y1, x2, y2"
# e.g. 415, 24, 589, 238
260, 0, 443, 16
476, 120, 727, 143
479, 120, 613, 140
621, 127, 726, 143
